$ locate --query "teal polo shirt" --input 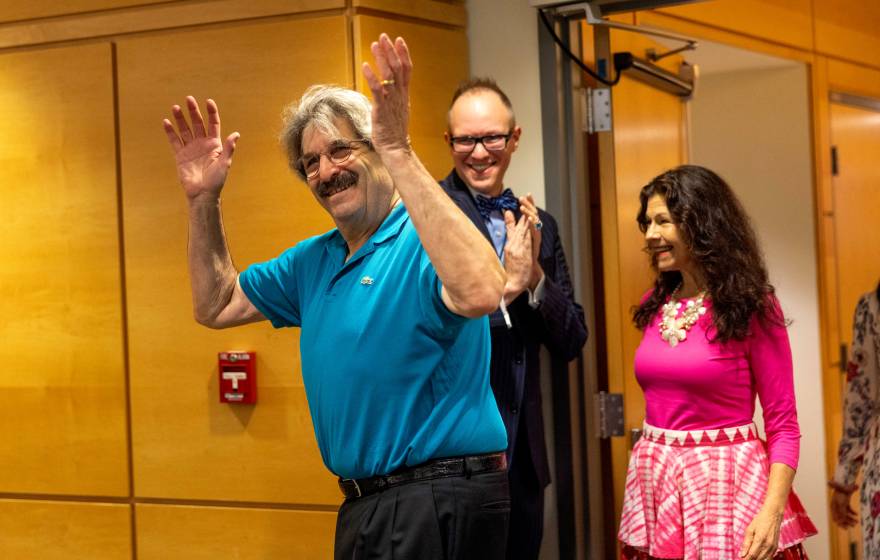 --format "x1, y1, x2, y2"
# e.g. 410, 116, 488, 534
239, 203, 507, 479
